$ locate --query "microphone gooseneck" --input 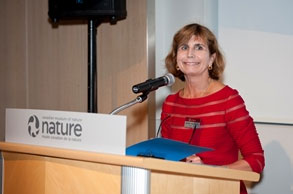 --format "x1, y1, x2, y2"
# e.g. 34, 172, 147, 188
110, 74, 175, 115
156, 115, 172, 138
188, 120, 200, 144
